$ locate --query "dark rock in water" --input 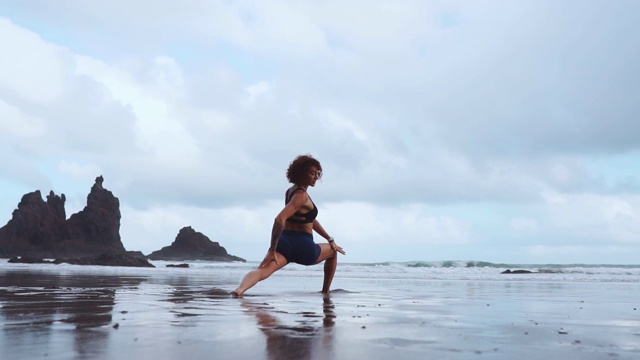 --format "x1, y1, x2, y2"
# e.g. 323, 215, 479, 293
54, 253, 155, 268
148, 226, 245, 262
0, 176, 127, 259
166, 263, 190, 268
501, 269, 534, 274
8, 256, 54, 264
65, 175, 126, 257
